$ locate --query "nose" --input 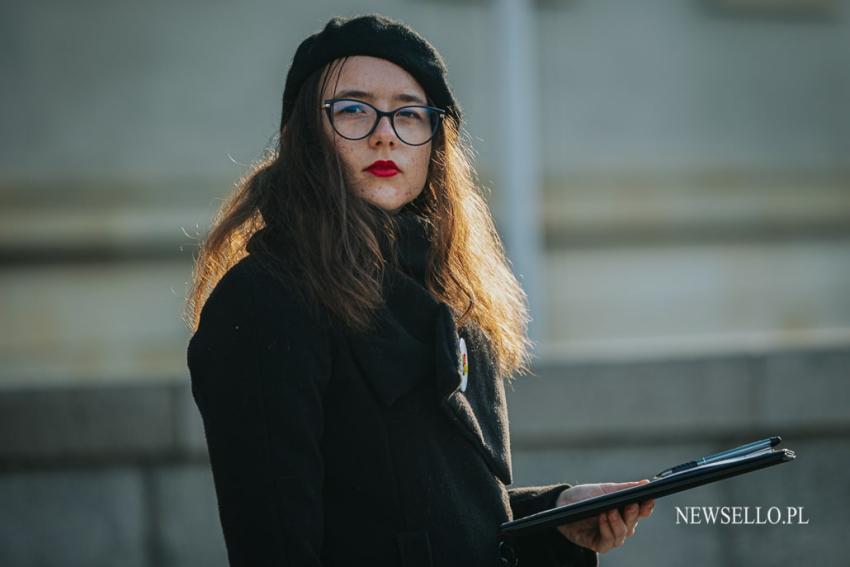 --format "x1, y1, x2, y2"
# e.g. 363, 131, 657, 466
369, 114, 398, 147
